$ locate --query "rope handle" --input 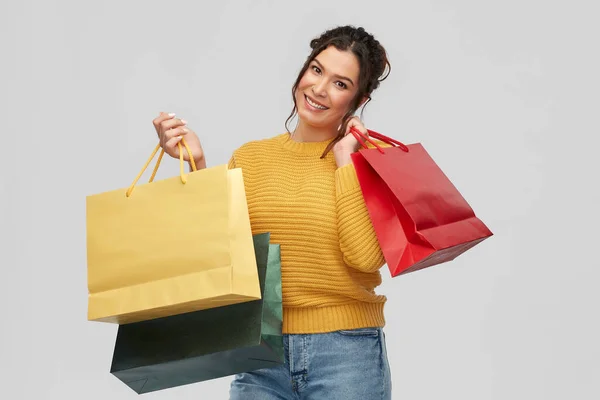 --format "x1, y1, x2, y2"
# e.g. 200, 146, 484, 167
350, 127, 409, 153
126, 138, 197, 197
